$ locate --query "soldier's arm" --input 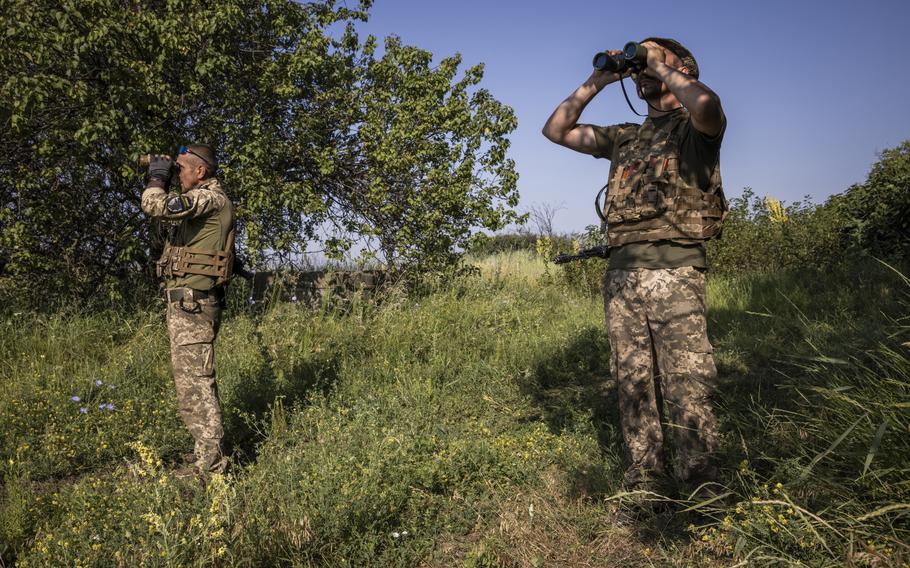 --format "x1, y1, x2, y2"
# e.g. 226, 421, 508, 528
141, 186, 226, 220
644, 44, 724, 137
542, 58, 629, 155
